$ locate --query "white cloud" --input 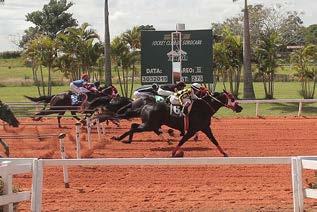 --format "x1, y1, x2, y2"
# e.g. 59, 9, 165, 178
0, 0, 316, 51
